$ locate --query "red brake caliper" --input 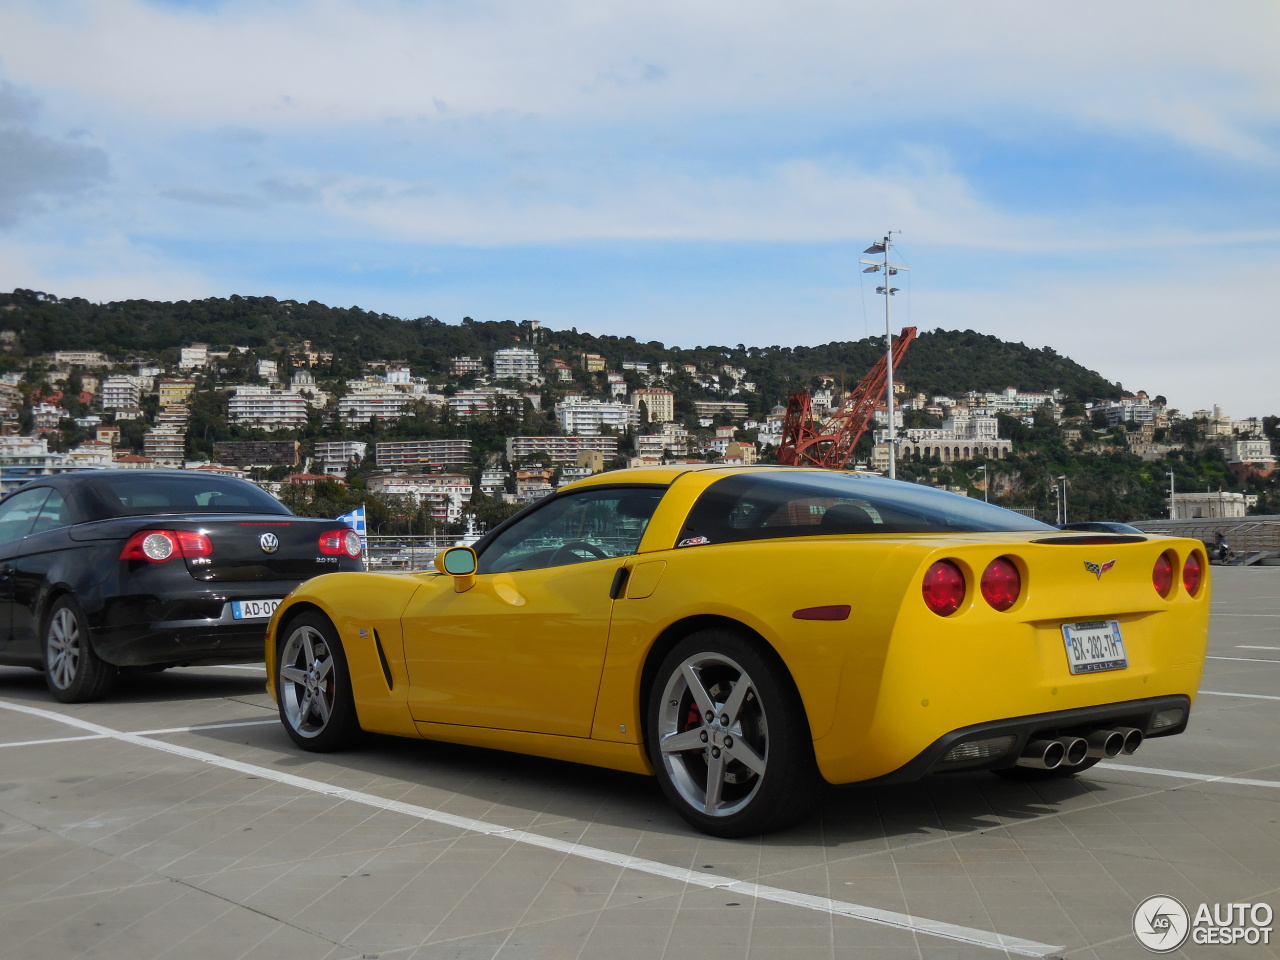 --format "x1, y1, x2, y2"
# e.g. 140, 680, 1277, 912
684, 703, 702, 732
